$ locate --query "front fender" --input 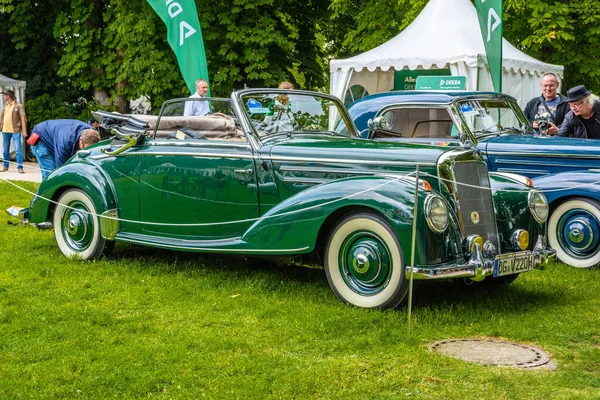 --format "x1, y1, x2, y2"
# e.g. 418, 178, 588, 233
531, 171, 600, 206
489, 172, 544, 252
241, 176, 463, 266
29, 162, 117, 224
